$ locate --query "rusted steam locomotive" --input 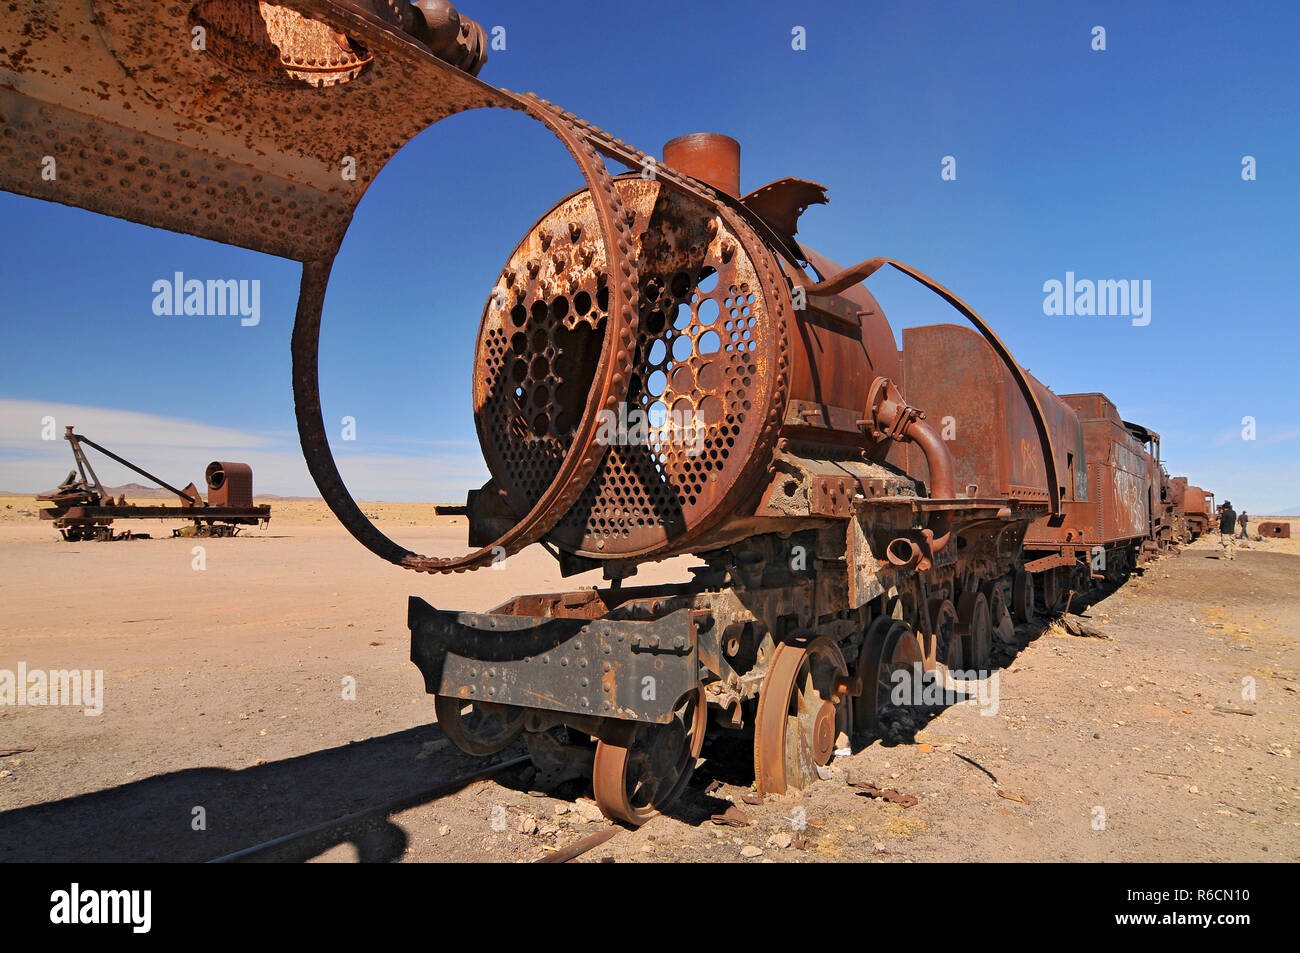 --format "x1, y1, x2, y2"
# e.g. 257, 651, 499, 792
405, 132, 1217, 823
0, 0, 1213, 826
